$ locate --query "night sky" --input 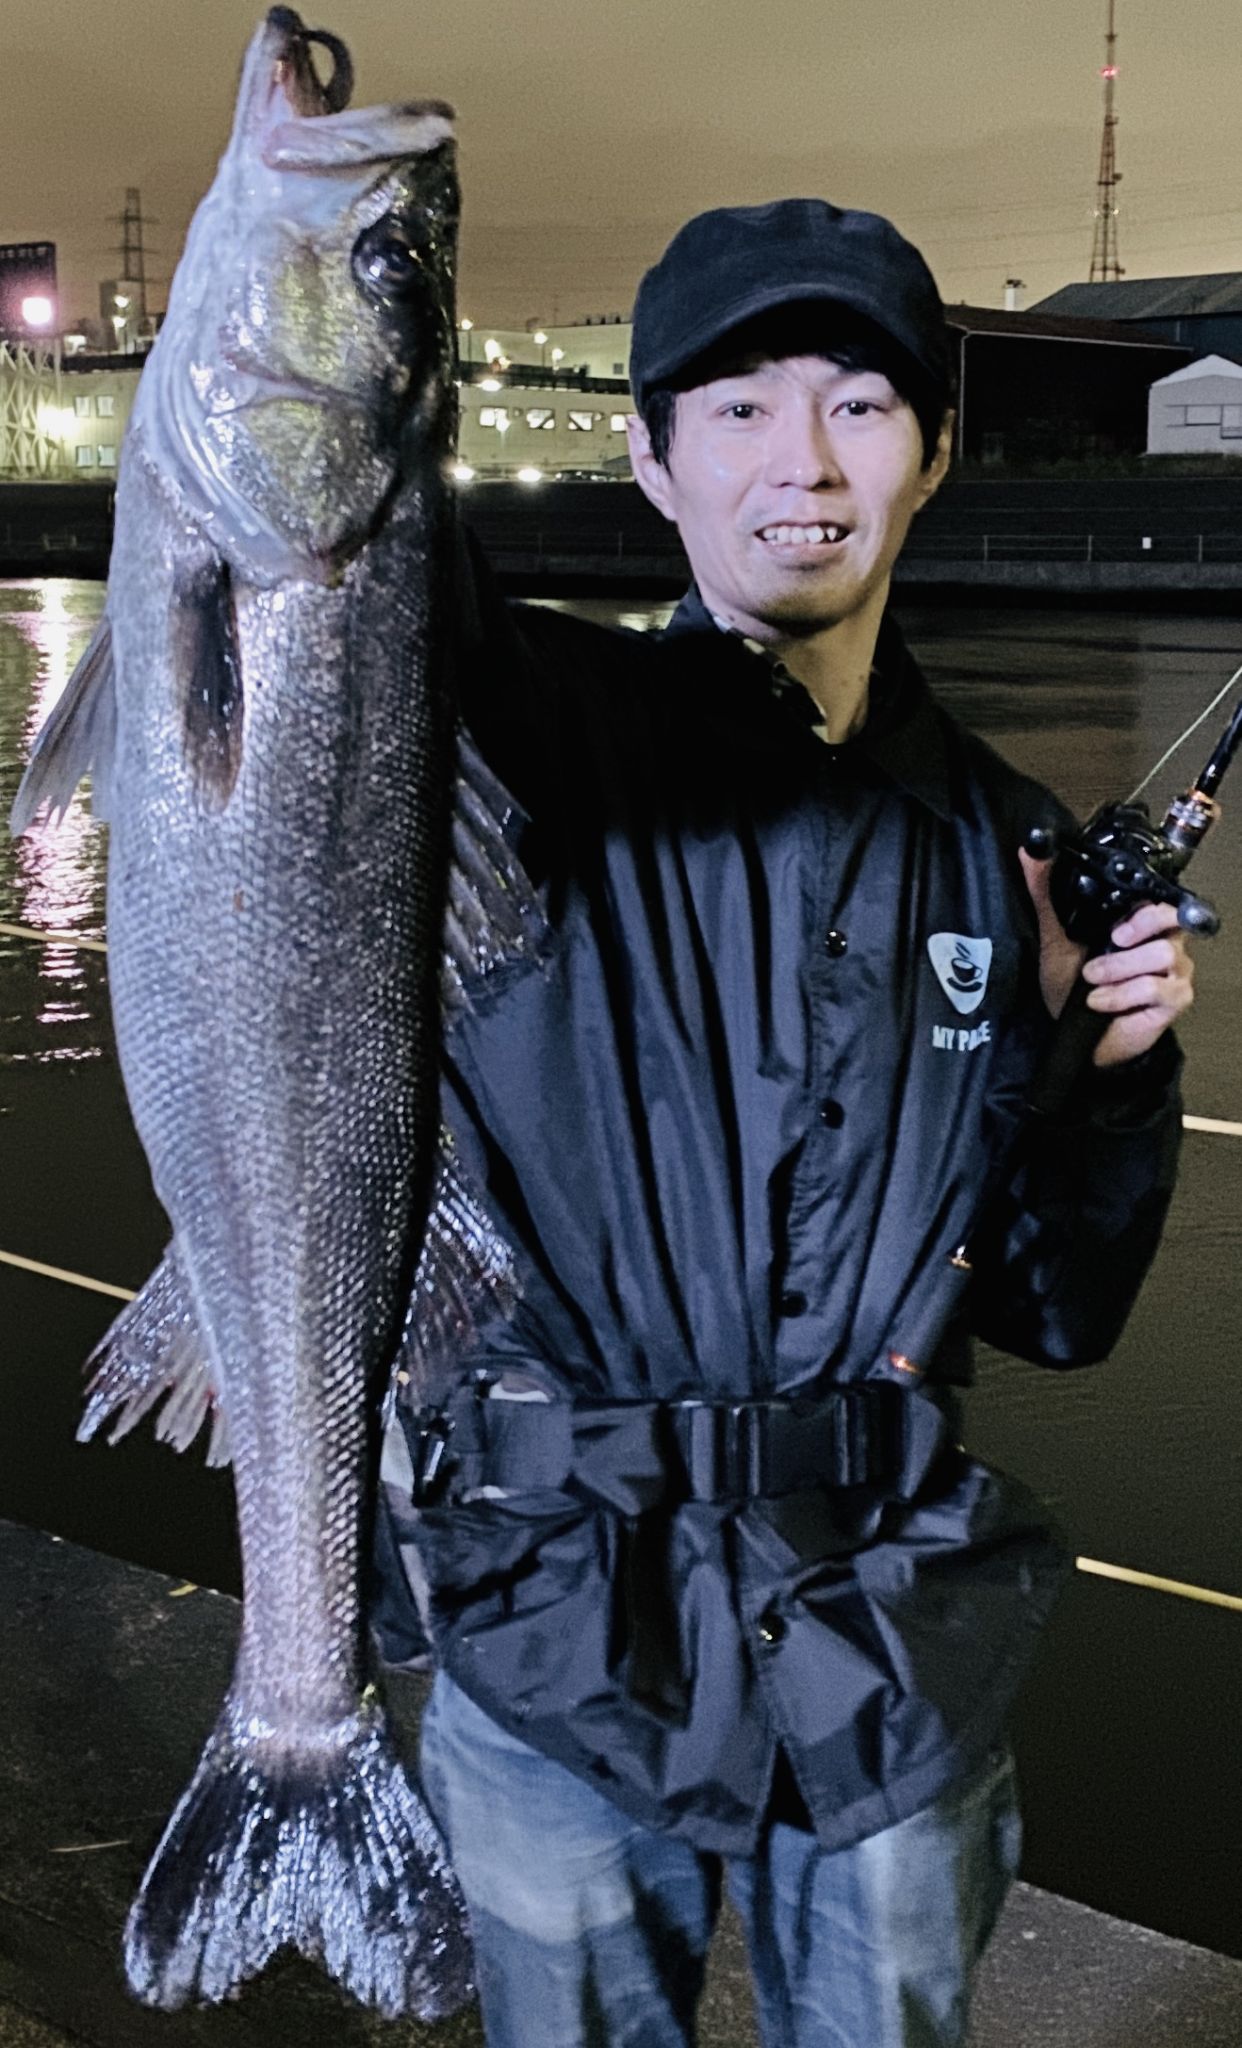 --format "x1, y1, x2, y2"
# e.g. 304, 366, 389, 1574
4, 0, 1239, 331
